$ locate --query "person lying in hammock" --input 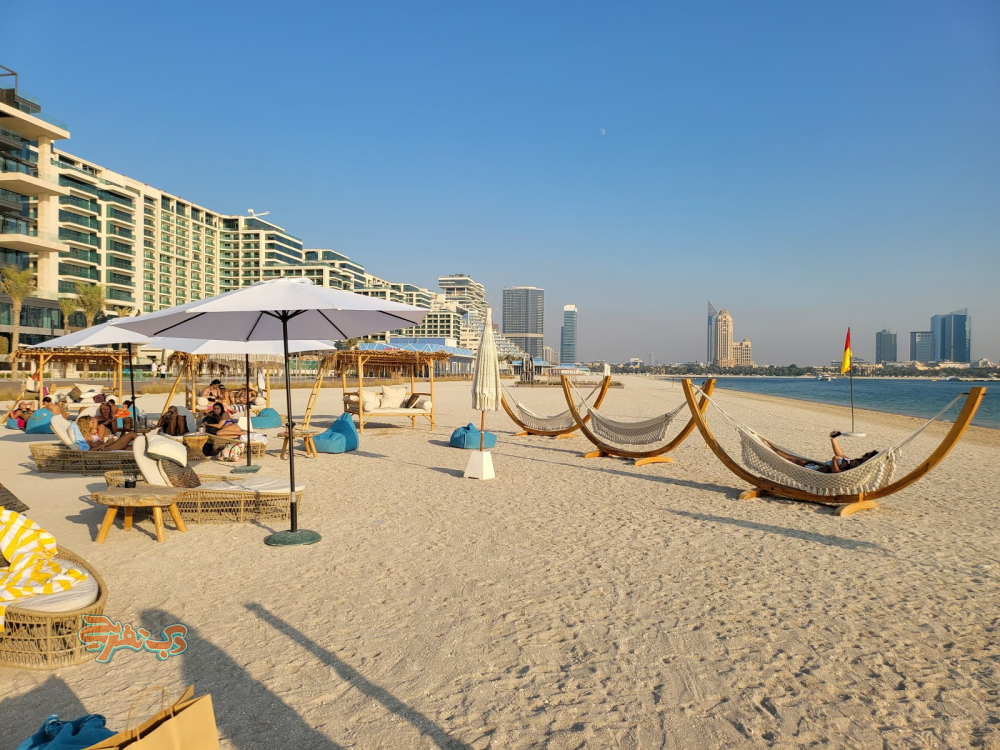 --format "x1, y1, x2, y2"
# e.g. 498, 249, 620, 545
770, 431, 878, 473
